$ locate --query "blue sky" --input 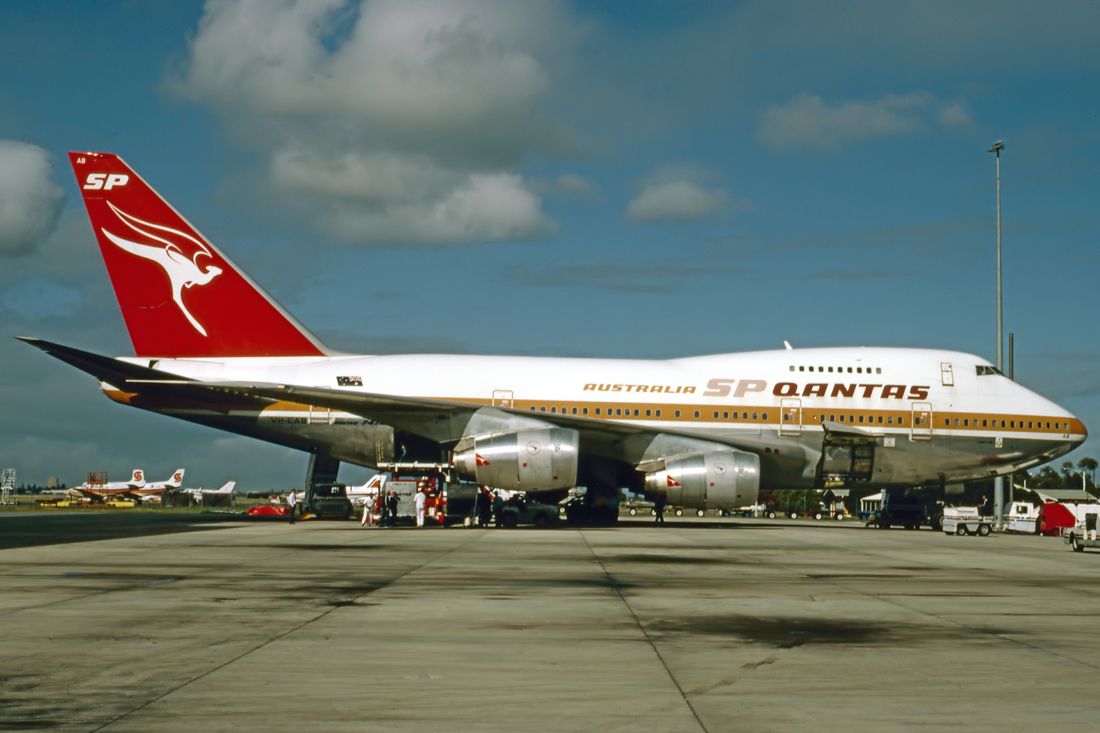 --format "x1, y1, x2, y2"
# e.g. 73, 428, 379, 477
1, 0, 1097, 489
